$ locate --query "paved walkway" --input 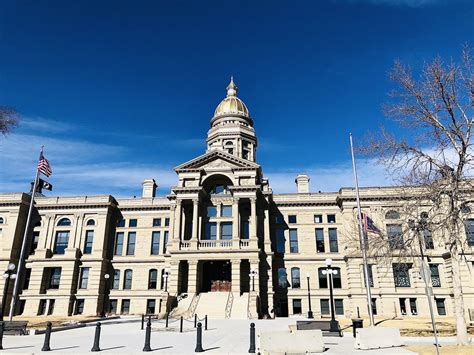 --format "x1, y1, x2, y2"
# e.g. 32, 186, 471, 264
0, 318, 457, 354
